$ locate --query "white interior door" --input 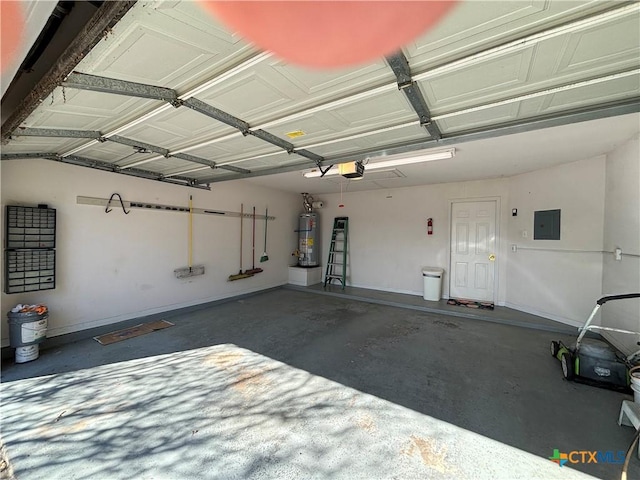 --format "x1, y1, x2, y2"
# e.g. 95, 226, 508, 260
450, 201, 497, 302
